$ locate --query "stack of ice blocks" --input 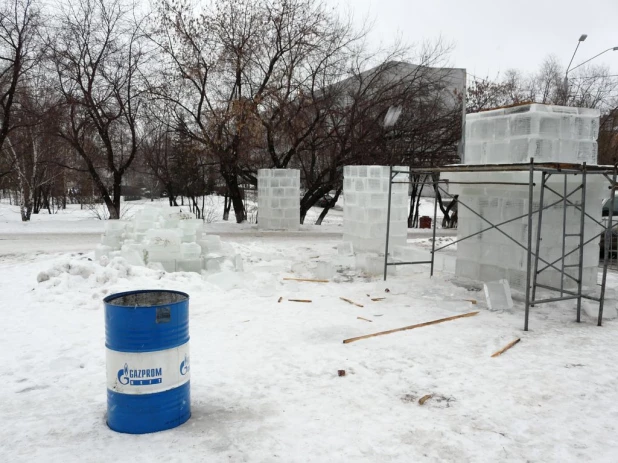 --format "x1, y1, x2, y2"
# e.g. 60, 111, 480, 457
258, 169, 300, 231
448, 103, 603, 290
94, 204, 244, 273
447, 172, 604, 290
343, 165, 409, 253
465, 104, 599, 165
